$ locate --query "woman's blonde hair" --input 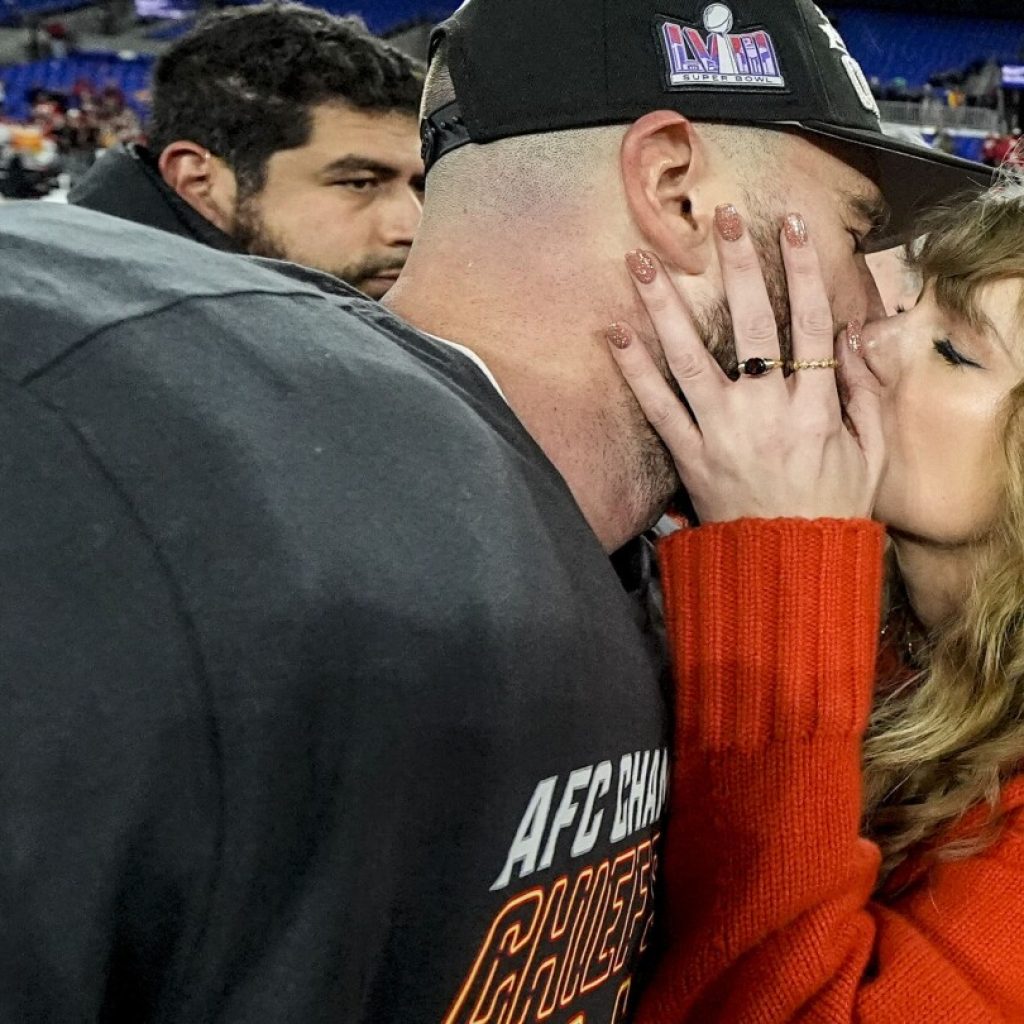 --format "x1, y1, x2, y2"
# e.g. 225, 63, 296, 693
863, 165, 1024, 883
